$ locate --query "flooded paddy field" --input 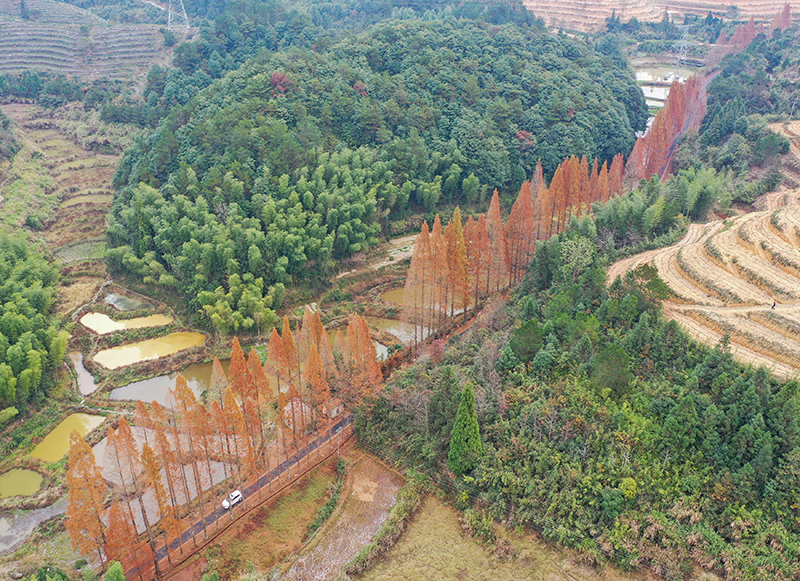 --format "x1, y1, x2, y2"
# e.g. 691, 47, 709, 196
29, 414, 105, 463
93, 331, 206, 369
0, 469, 43, 499
284, 453, 404, 581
